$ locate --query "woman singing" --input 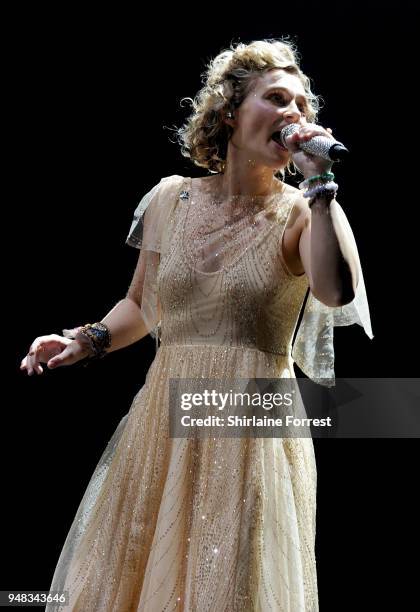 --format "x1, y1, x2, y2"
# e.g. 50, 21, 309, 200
21, 38, 372, 611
